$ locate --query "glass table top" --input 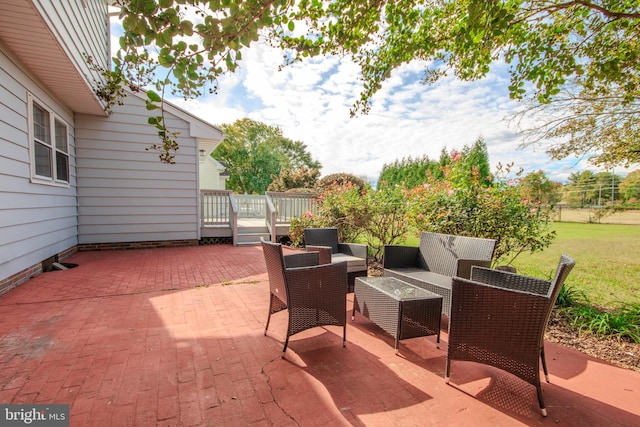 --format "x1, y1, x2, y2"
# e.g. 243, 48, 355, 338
357, 277, 441, 301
